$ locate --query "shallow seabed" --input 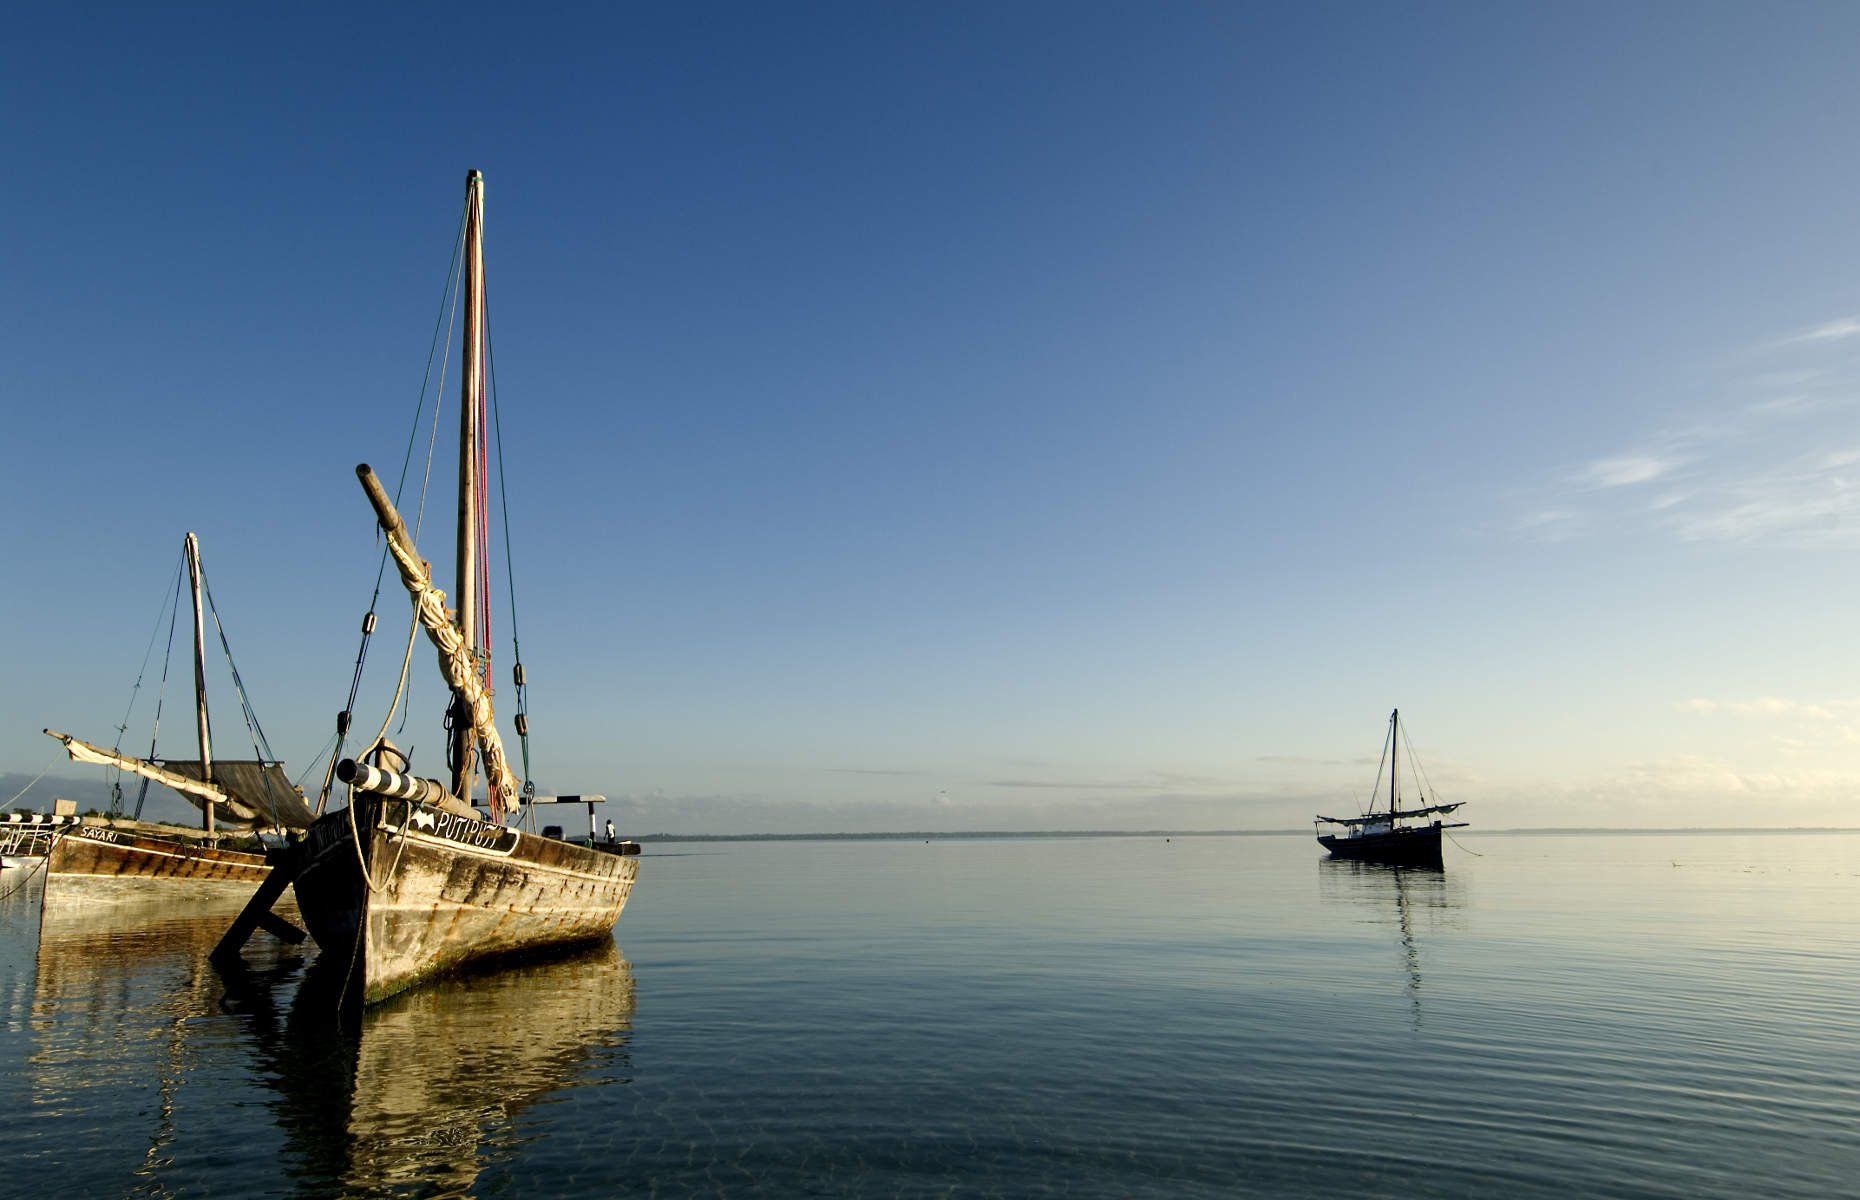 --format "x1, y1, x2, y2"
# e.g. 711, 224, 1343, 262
1, 831, 1857, 1197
